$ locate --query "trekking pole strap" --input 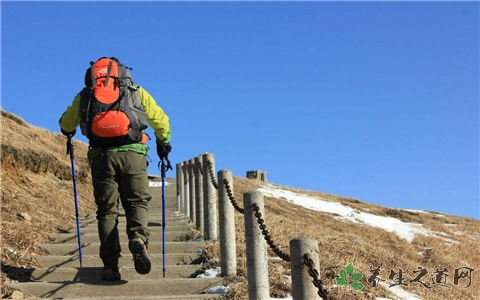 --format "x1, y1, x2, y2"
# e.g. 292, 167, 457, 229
158, 157, 173, 177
